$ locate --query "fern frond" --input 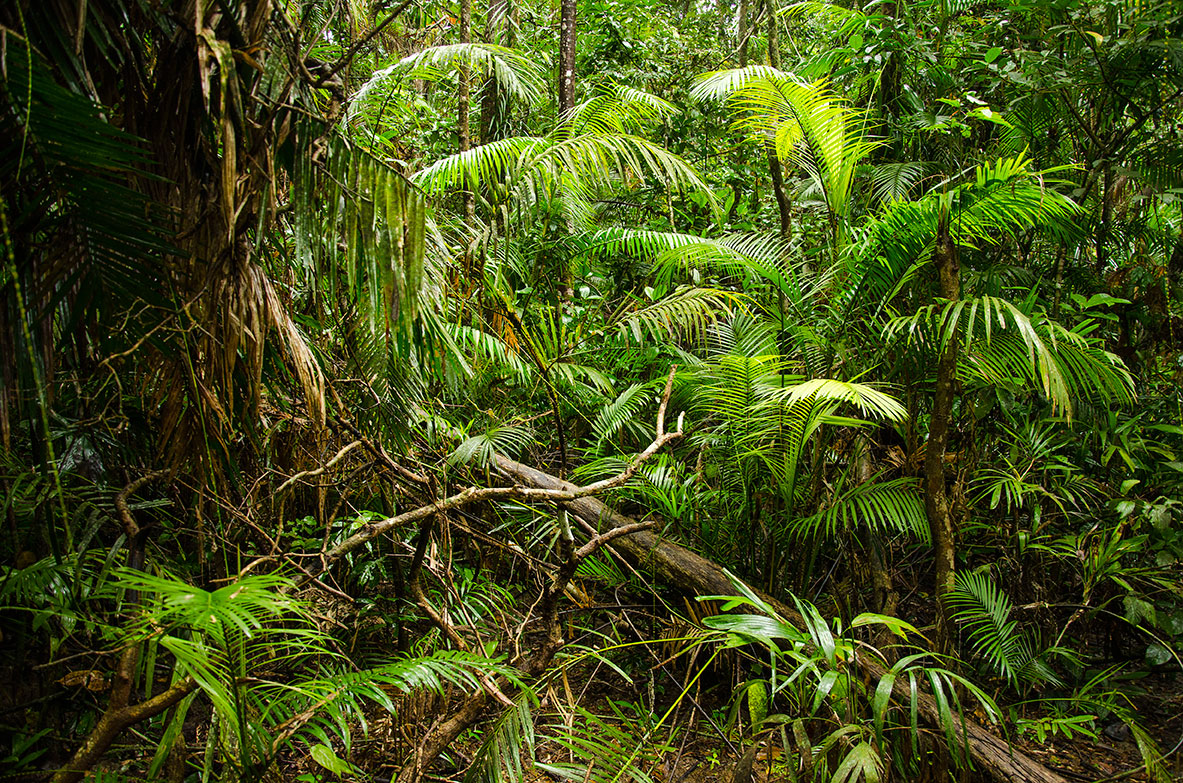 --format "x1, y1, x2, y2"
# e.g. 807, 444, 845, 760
792, 477, 927, 543
589, 382, 656, 455
353, 43, 544, 111
449, 425, 536, 469
463, 690, 537, 783
948, 571, 1060, 690
611, 286, 735, 343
